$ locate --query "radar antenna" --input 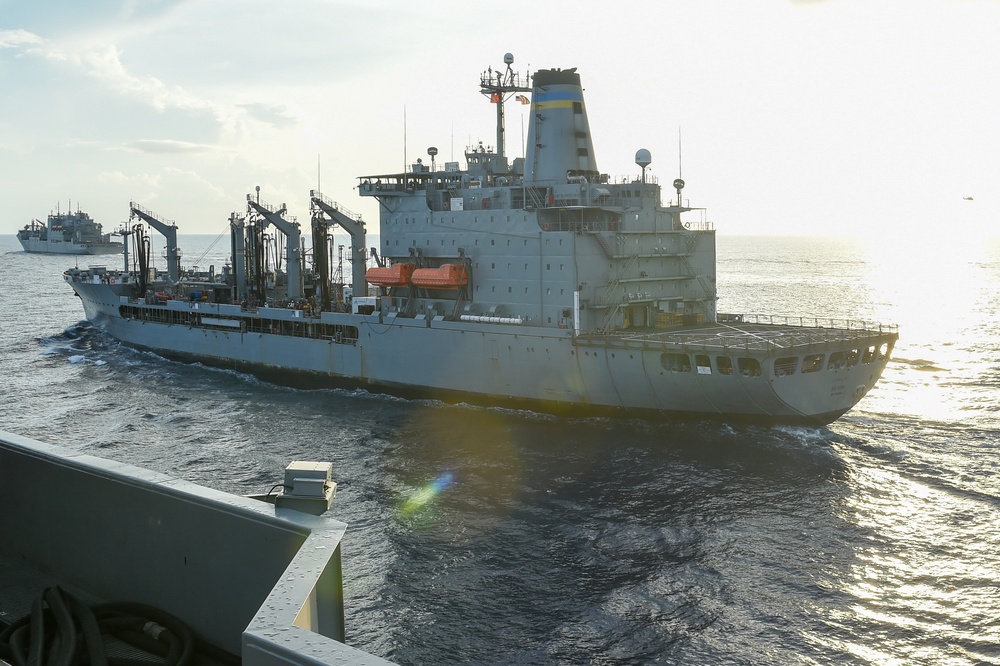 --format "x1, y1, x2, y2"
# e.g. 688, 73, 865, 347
635, 149, 652, 184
